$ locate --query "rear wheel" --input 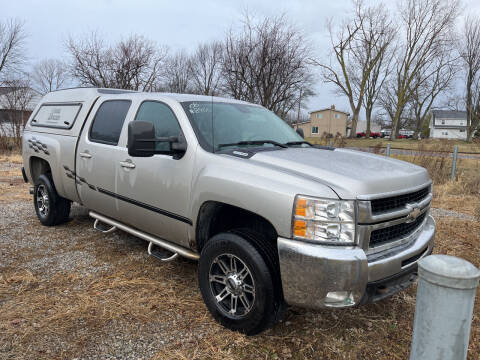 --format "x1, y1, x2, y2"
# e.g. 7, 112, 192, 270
198, 229, 285, 335
34, 174, 71, 226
